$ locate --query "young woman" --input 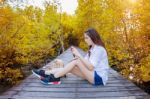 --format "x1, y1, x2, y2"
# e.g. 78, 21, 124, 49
32, 28, 109, 85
